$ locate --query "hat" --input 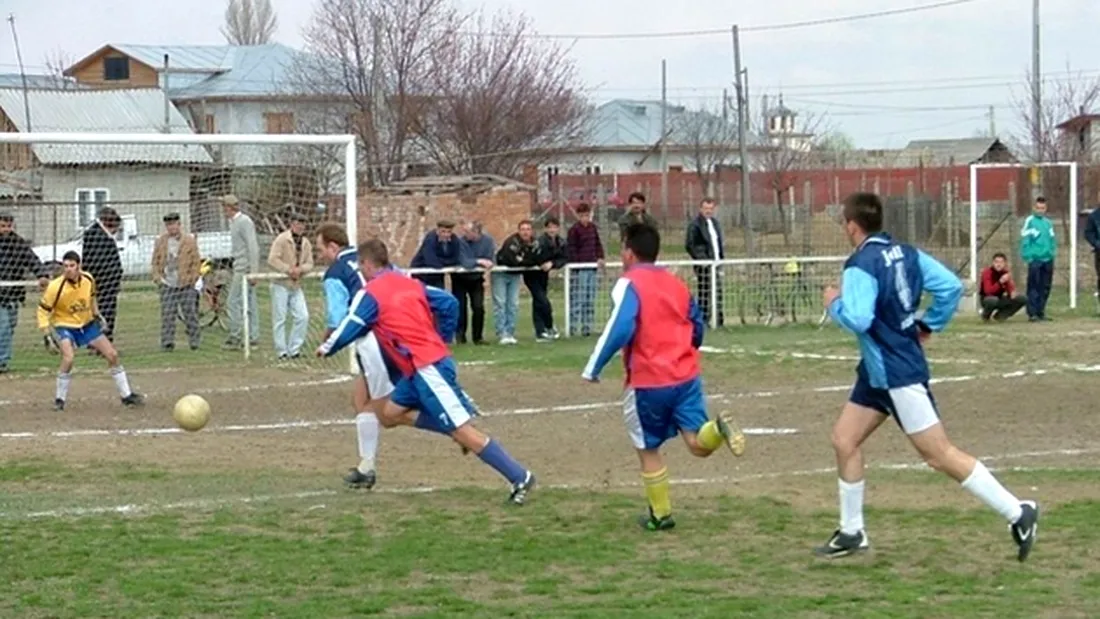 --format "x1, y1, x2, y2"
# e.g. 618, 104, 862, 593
221, 194, 240, 206
163, 212, 181, 223
289, 212, 307, 223
0, 211, 12, 223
